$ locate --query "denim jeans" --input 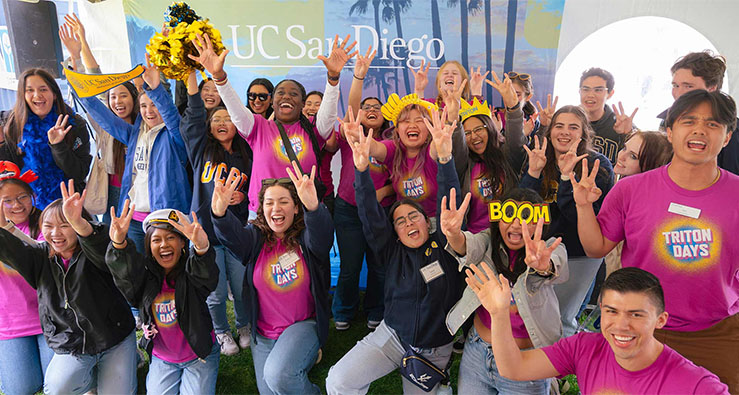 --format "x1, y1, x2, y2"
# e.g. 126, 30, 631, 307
332, 197, 385, 322
554, 256, 604, 336
250, 319, 320, 395
0, 334, 54, 395
146, 342, 220, 395
458, 326, 550, 394
101, 184, 121, 225
207, 245, 248, 333
127, 219, 146, 255
43, 331, 137, 395
326, 320, 453, 394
